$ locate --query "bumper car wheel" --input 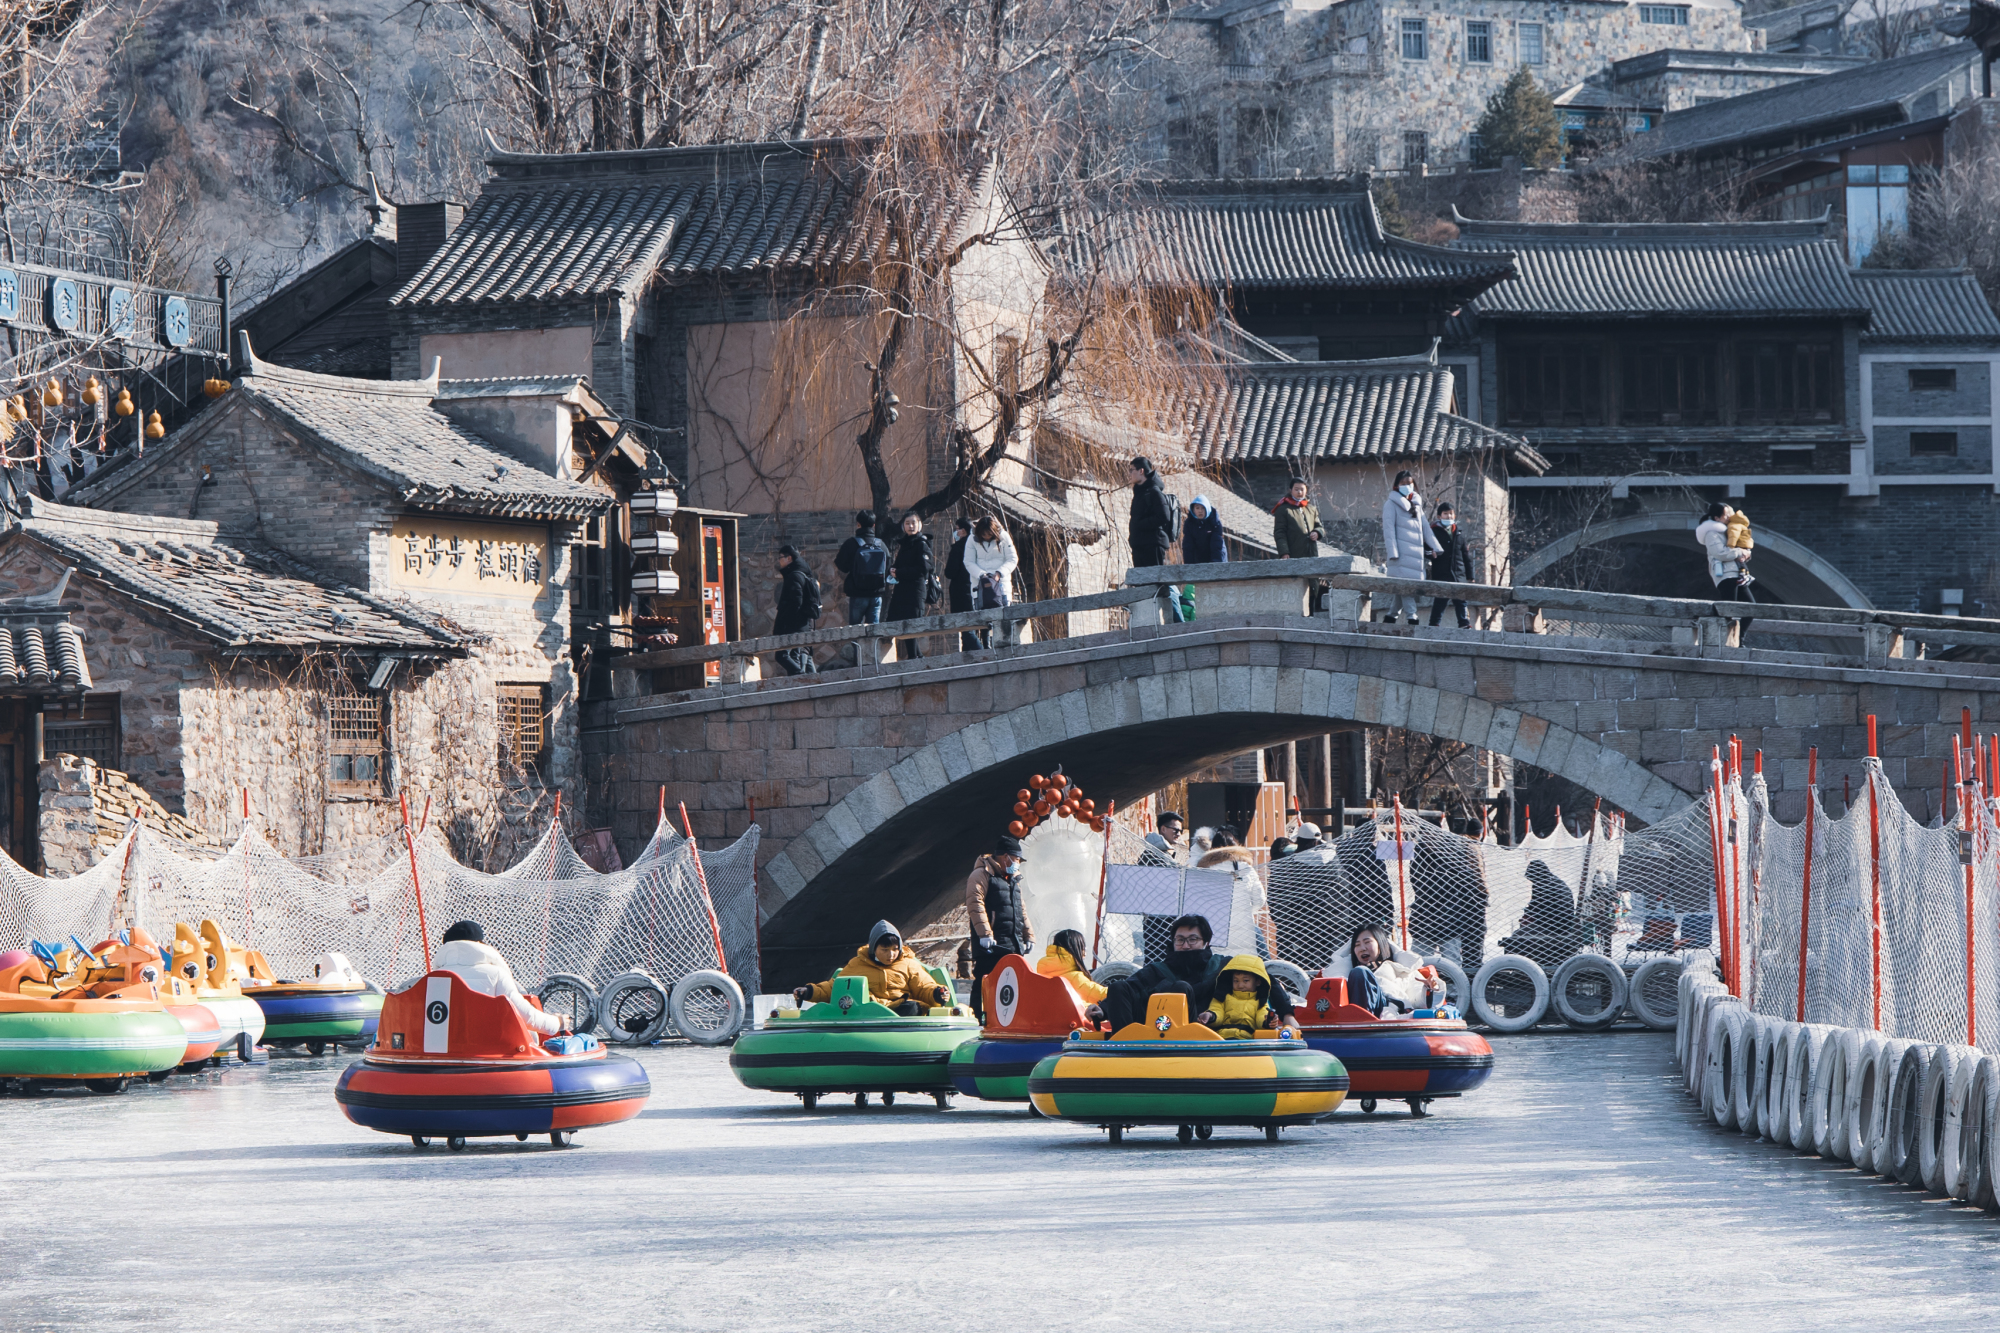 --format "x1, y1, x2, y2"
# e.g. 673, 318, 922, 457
551, 1130, 575, 1147
1177, 1124, 1194, 1144
1265, 1125, 1281, 1142
1108, 1125, 1124, 1144
933, 1092, 950, 1110
411, 1136, 431, 1149
801, 1092, 818, 1110
1360, 1098, 1378, 1114
447, 1136, 467, 1151
306, 1040, 326, 1056
1196, 1125, 1213, 1140
881, 1091, 896, 1107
